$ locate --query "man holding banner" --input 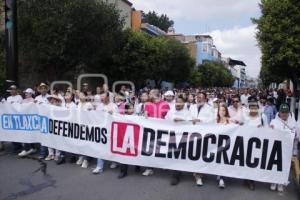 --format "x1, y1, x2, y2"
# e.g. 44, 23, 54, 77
270, 103, 296, 192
